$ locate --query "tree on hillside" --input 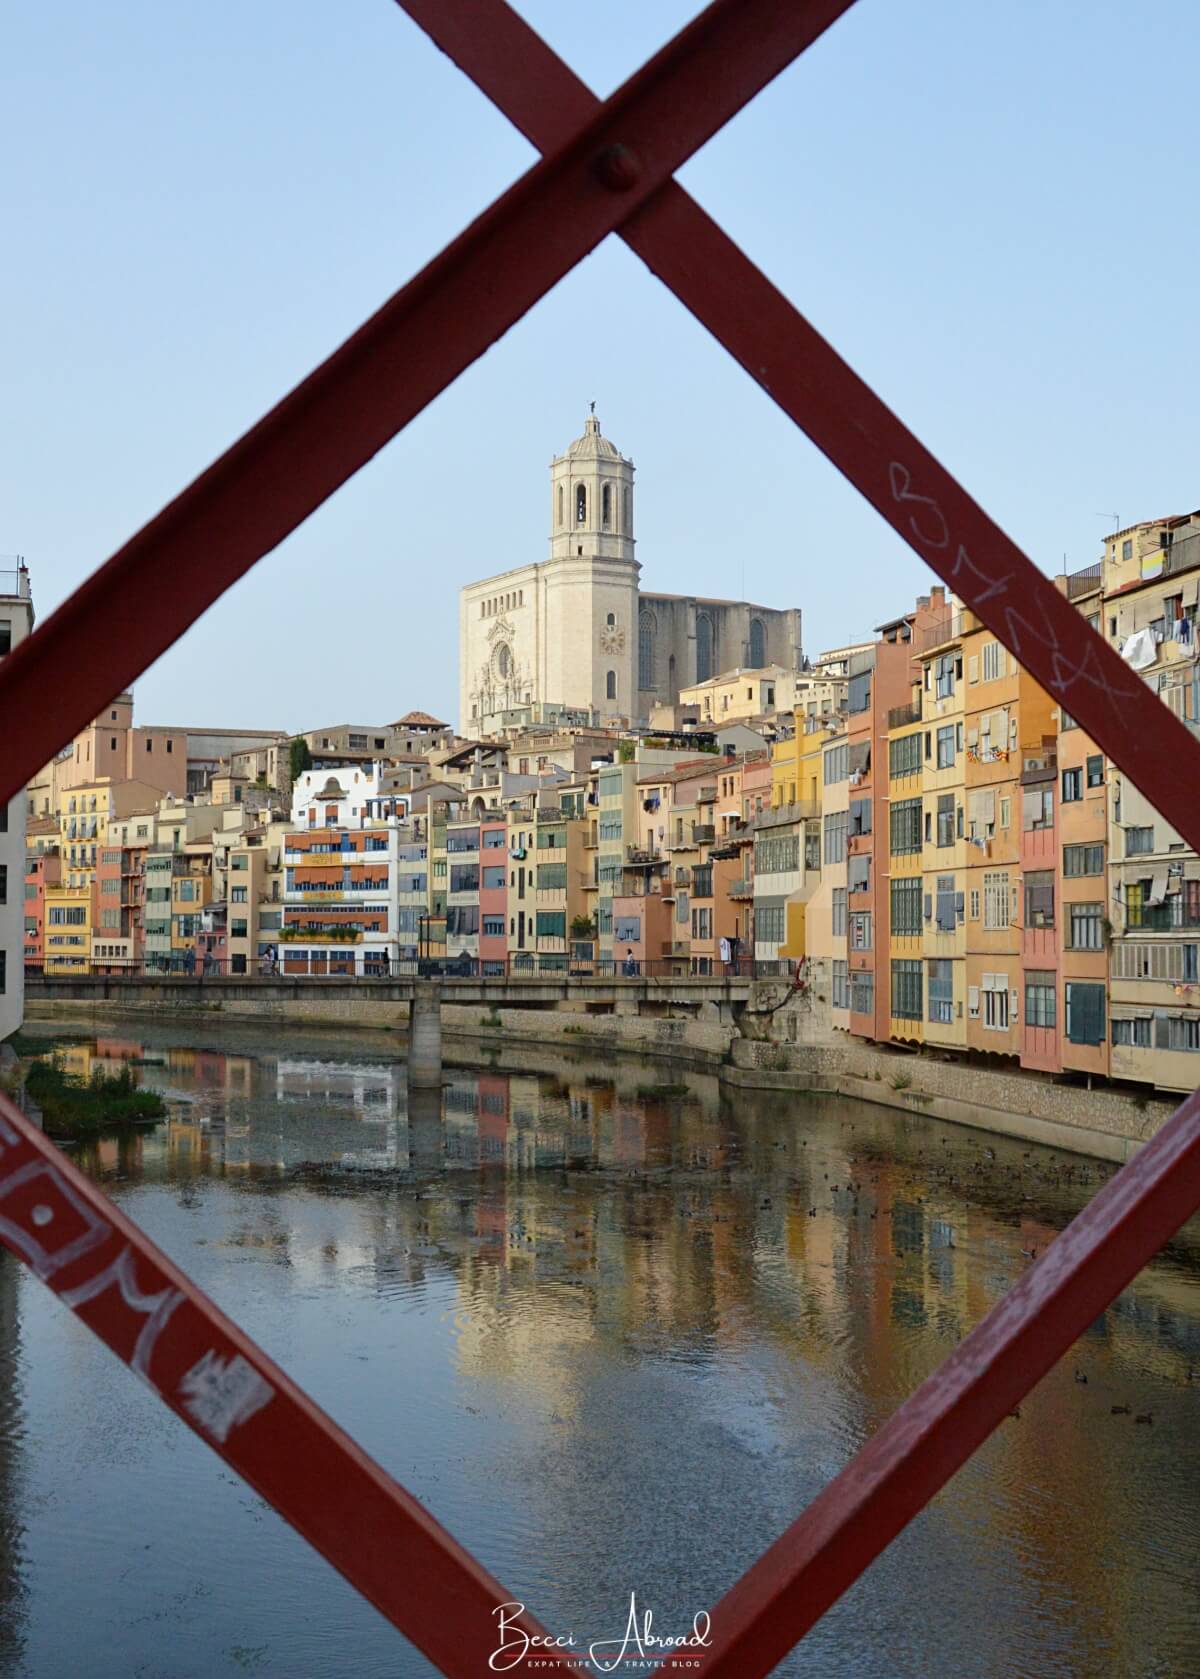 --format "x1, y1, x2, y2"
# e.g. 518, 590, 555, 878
288, 737, 312, 783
